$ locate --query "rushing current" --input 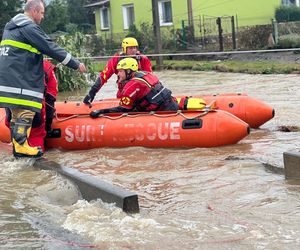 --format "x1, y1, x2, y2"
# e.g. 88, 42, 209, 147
0, 71, 299, 249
